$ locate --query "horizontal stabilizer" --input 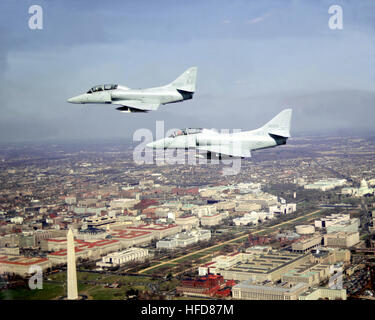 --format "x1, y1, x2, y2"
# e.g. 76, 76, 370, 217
115, 106, 147, 113
197, 145, 251, 158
